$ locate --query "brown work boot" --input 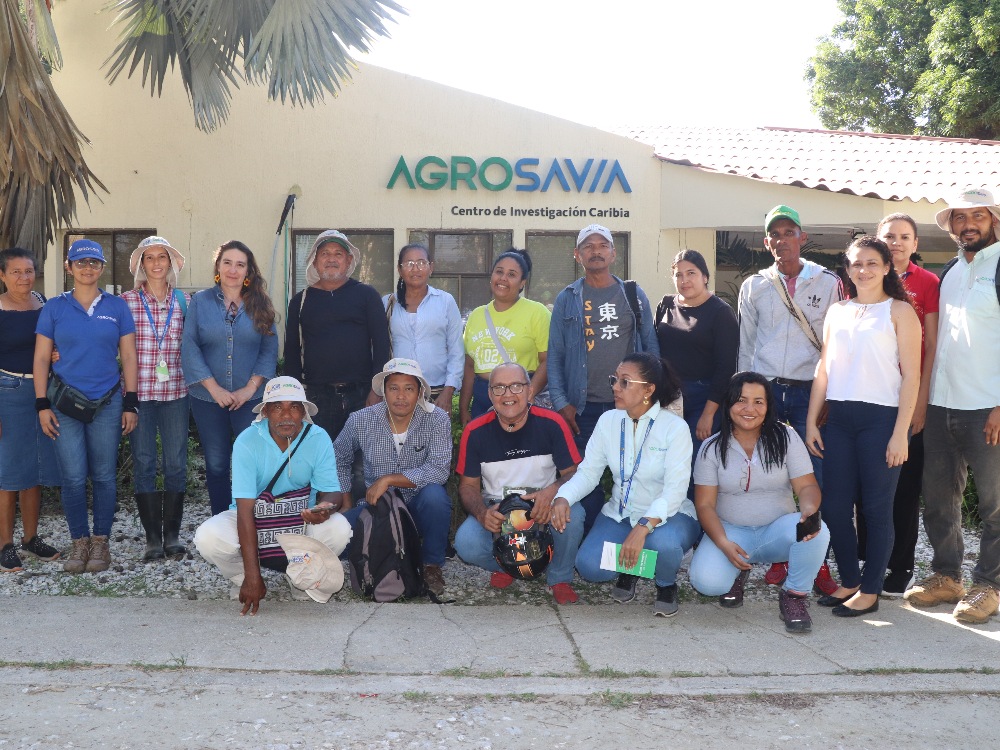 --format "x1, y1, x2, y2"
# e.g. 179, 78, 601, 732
904, 573, 966, 607
85, 535, 111, 573
423, 564, 445, 597
953, 584, 1000, 624
63, 537, 90, 574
